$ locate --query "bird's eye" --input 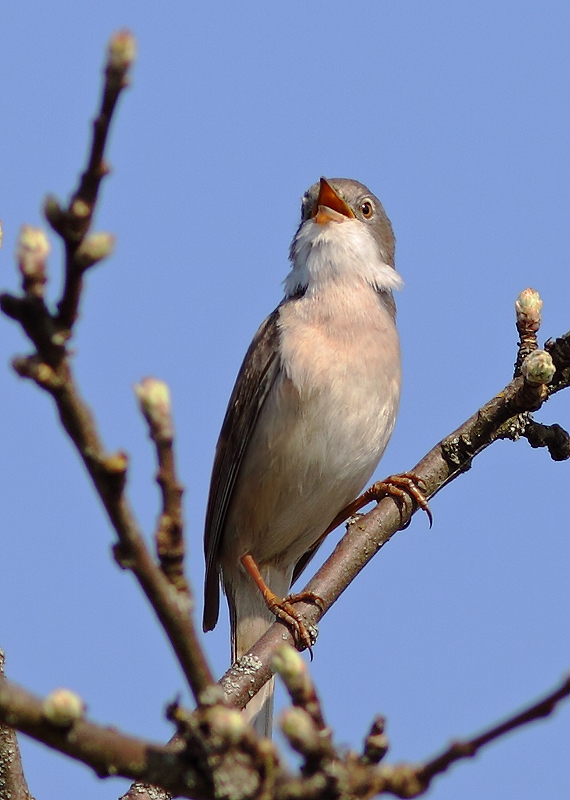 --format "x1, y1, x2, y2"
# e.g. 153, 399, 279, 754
360, 200, 374, 219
